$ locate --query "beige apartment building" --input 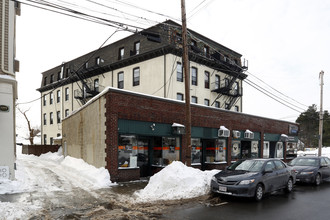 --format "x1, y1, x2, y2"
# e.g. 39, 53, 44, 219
38, 20, 247, 145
